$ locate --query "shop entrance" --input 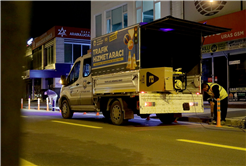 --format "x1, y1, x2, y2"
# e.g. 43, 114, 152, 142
214, 56, 227, 90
